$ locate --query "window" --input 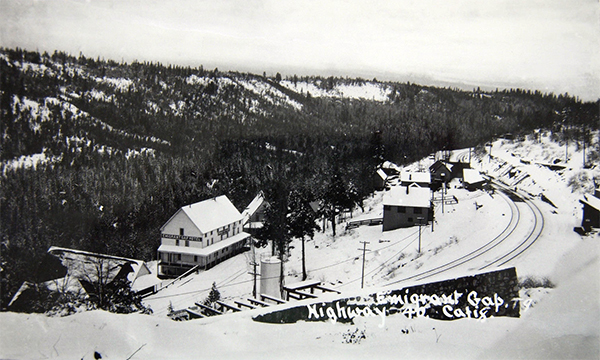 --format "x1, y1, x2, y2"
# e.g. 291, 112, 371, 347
185, 240, 189, 247
176, 240, 179, 246
414, 207, 422, 214
384, 205, 391, 211
194, 255, 198, 262
180, 228, 184, 236
398, 206, 406, 213
177, 254, 181, 261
